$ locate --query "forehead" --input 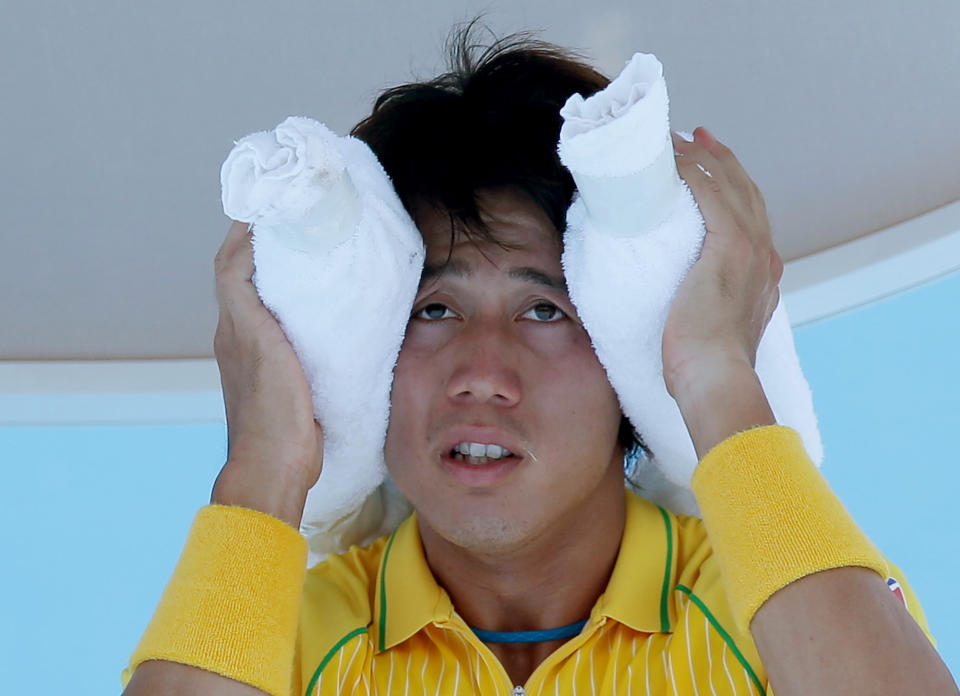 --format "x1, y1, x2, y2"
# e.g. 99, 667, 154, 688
413, 188, 561, 261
